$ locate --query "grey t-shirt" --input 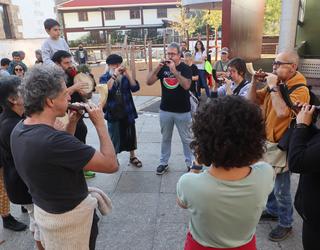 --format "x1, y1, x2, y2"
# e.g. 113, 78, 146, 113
213, 60, 229, 72
177, 162, 274, 248
41, 37, 70, 65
